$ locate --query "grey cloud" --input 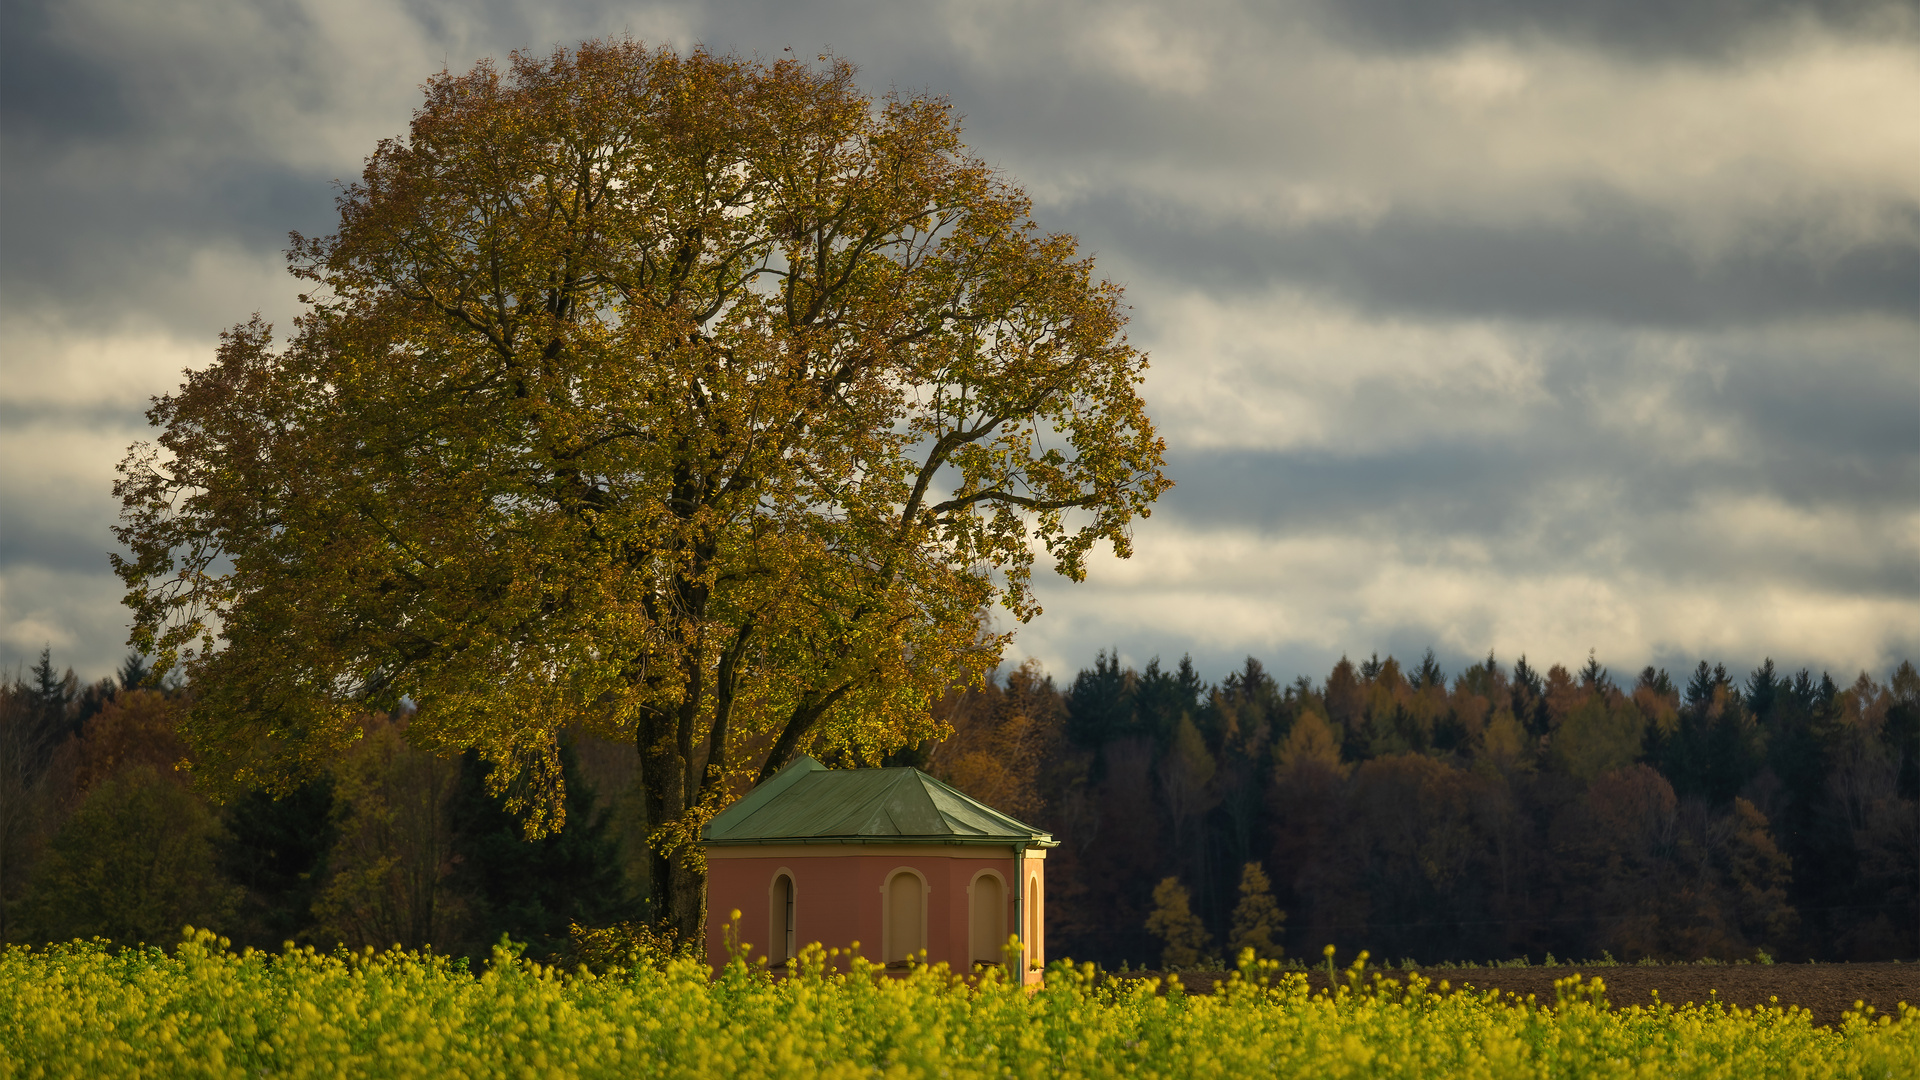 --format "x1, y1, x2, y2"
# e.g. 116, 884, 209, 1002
1313, 0, 1920, 58
1159, 443, 1915, 594
1067, 192, 1920, 329
0, 1, 138, 141
0, 511, 116, 577
1165, 338, 1918, 500
0, 0, 328, 149
1145, 319, 1919, 598
1, 156, 337, 333
0, 406, 144, 579
0, 0, 668, 333
2, 4, 334, 332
